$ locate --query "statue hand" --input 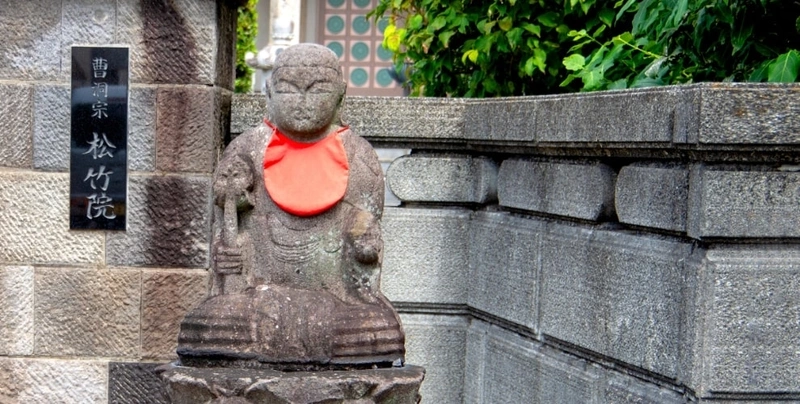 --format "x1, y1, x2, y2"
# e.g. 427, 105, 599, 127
214, 244, 243, 275
348, 210, 382, 265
